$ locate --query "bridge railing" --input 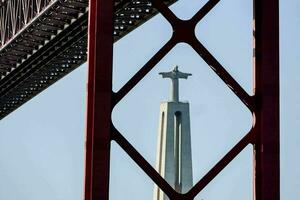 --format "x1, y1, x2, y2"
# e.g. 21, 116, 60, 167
0, 0, 57, 47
